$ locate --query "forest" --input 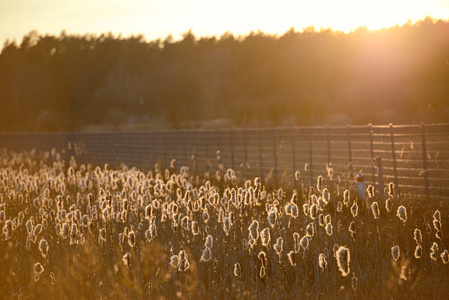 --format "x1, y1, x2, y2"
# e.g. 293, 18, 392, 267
0, 17, 448, 132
